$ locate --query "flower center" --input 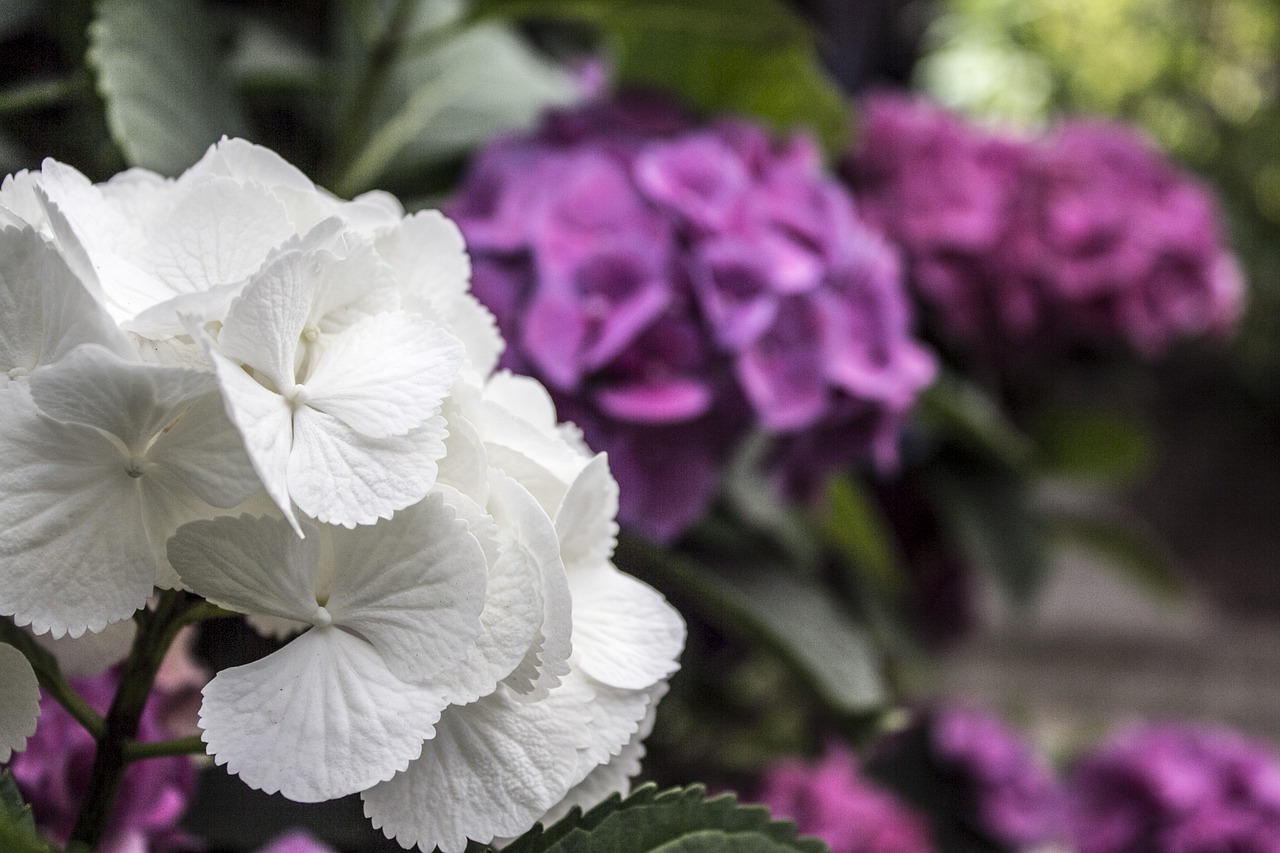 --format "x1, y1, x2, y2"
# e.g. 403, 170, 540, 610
7, 367, 28, 381
311, 605, 333, 628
